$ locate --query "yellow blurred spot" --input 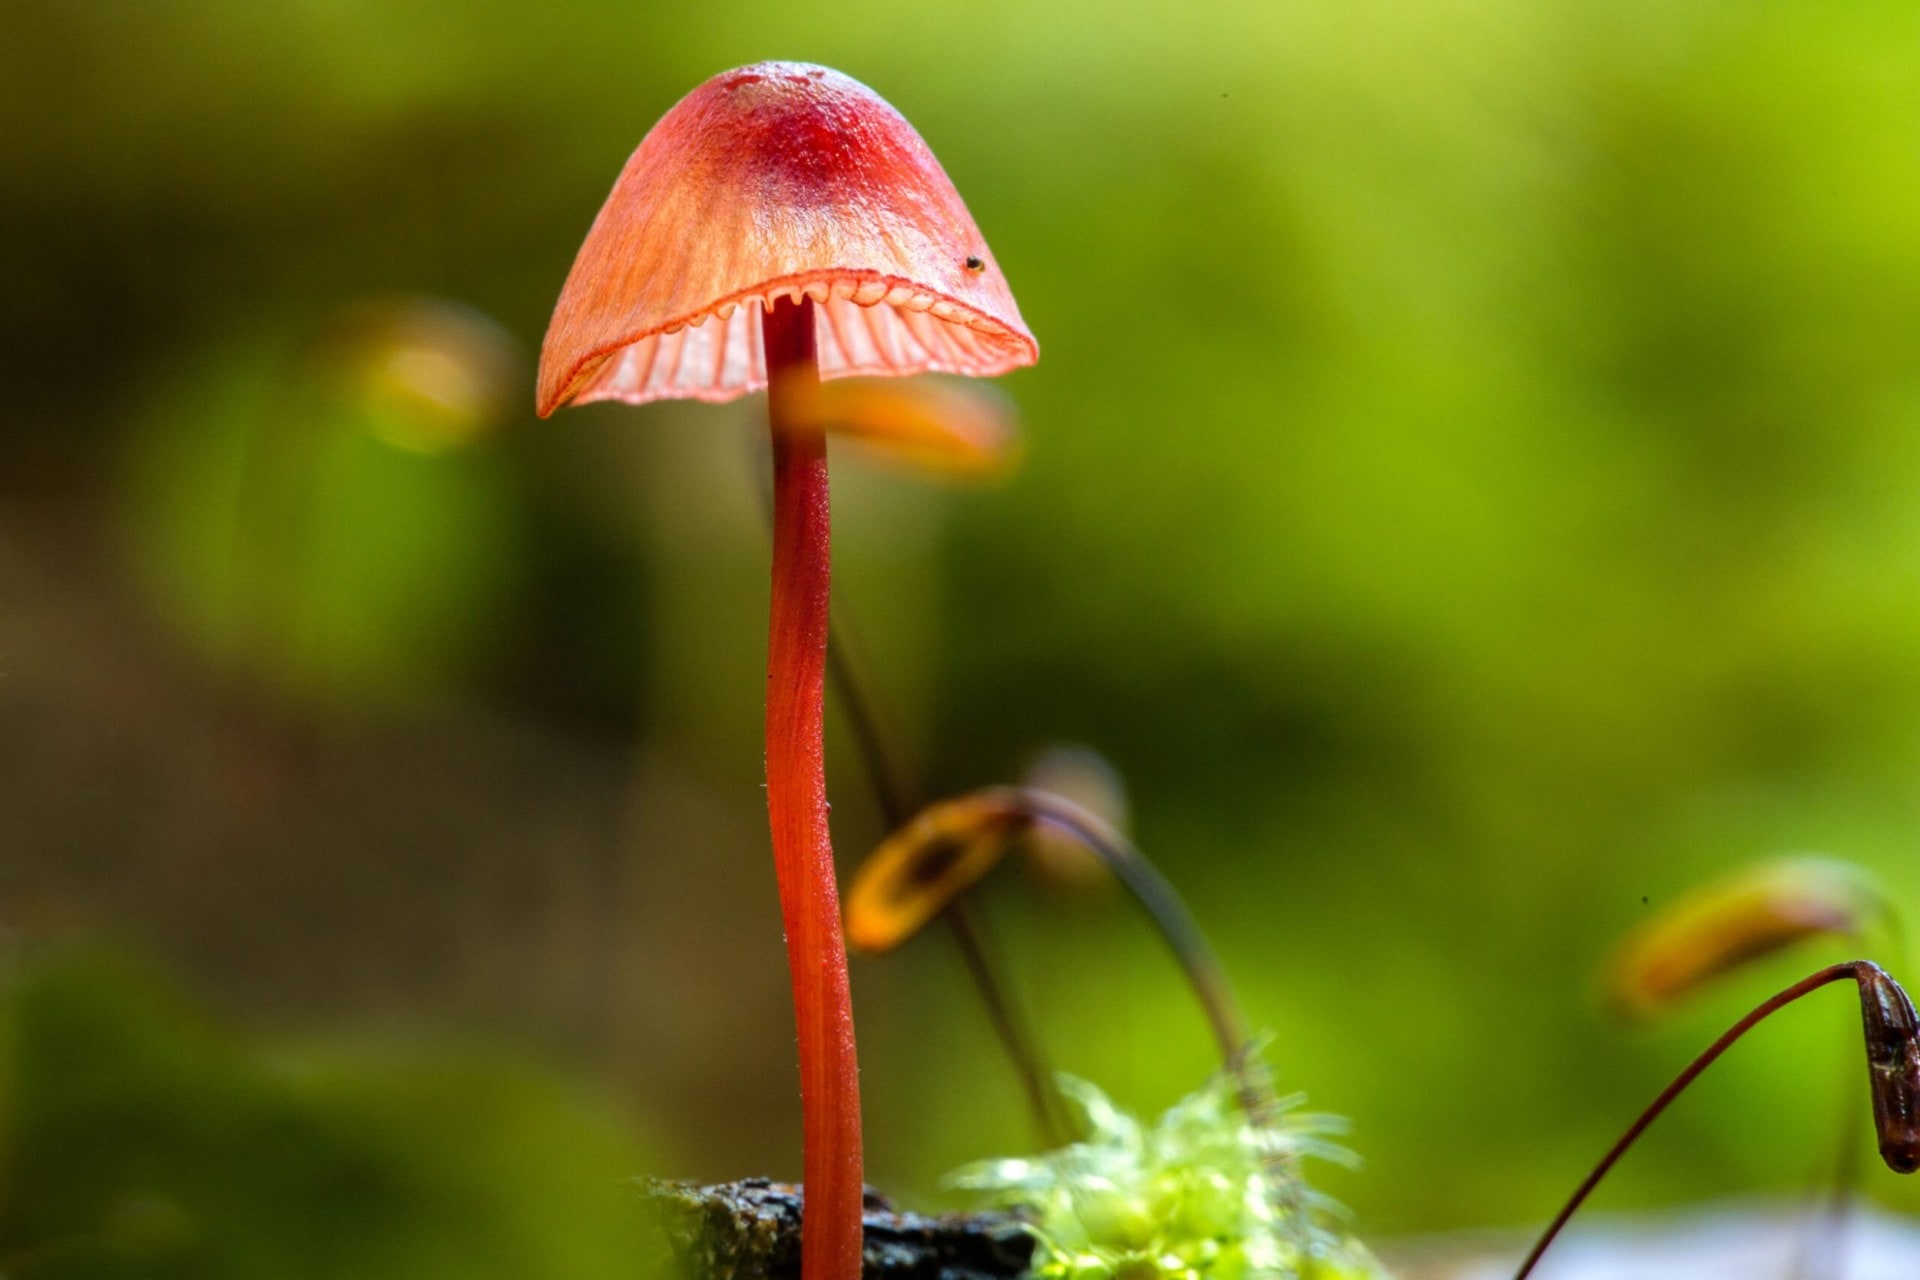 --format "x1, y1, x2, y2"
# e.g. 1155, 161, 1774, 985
844, 794, 1027, 954
321, 297, 520, 454
1606, 858, 1883, 1019
104, 1191, 196, 1258
777, 373, 1021, 479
